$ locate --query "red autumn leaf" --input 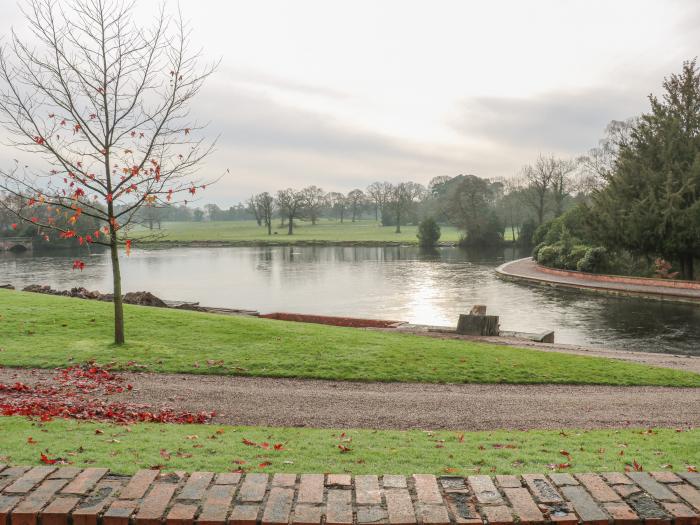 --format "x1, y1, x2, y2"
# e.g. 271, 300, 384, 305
338, 444, 352, 453
11, 223, 17, 229
160, 449, 171, 460
72, 259, 85, 271
633, 459, 643, 472
27, 437, 37, 444
273, 443, 284, 451
40, 453, 57, 465
457, 433, 464, 443
687, 466, 698, 473
560, 450, 571, 457
125, 239, 132, 256
258, 462, 271, 468
242, 438, 256, 447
